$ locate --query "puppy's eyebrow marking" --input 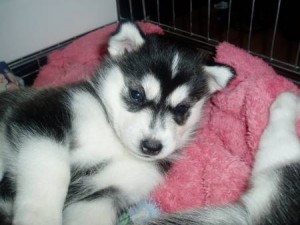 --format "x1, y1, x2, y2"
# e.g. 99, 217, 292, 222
141, 74, 161, 101
171, 53, 180, 79
167, 85, 189, 107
